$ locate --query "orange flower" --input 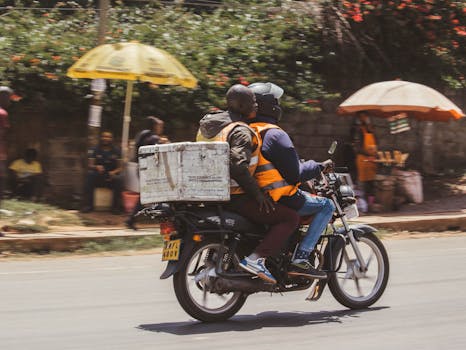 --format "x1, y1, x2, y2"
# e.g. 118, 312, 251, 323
51, 55, 61, 61
352, 13, 363, 22
79, 47, 86, 51
454, 26, 466, 36
72, 56, 79, 61
11, 55, 24, 62
29, 58, 41, 65
426, 15, 442, 20
44, 72, 59, 80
